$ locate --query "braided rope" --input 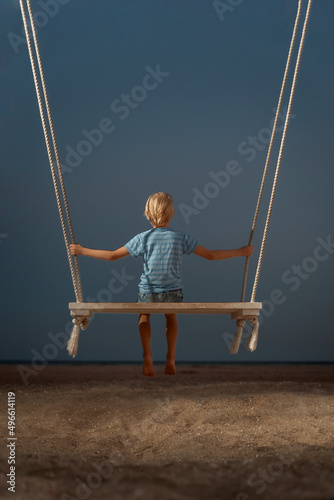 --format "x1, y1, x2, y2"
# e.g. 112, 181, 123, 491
240, 0, 303, 302
246, 317, 259, 352
251, 0, 313, 302
19, 0, 83, 302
